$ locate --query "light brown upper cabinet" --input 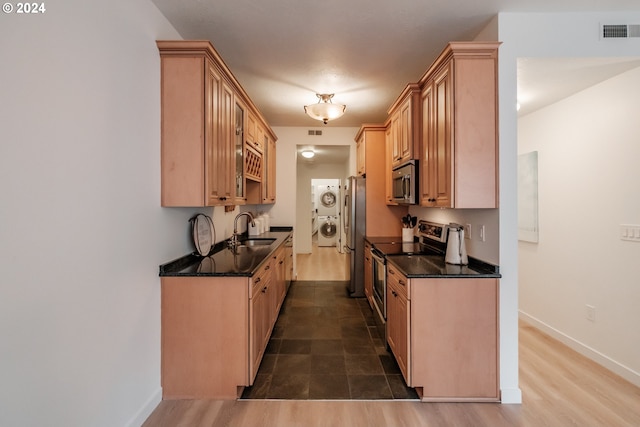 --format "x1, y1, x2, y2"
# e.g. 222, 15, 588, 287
387, 84, 421, 169
384, 123, 397, 205
354, 124, 408, 237
356, 133, 366, 177
157, 40, 276, 207
419, 42, 499, 209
